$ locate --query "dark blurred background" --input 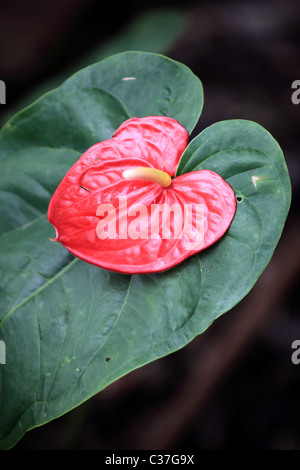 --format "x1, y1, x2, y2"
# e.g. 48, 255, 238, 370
1, 0, 300, 450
